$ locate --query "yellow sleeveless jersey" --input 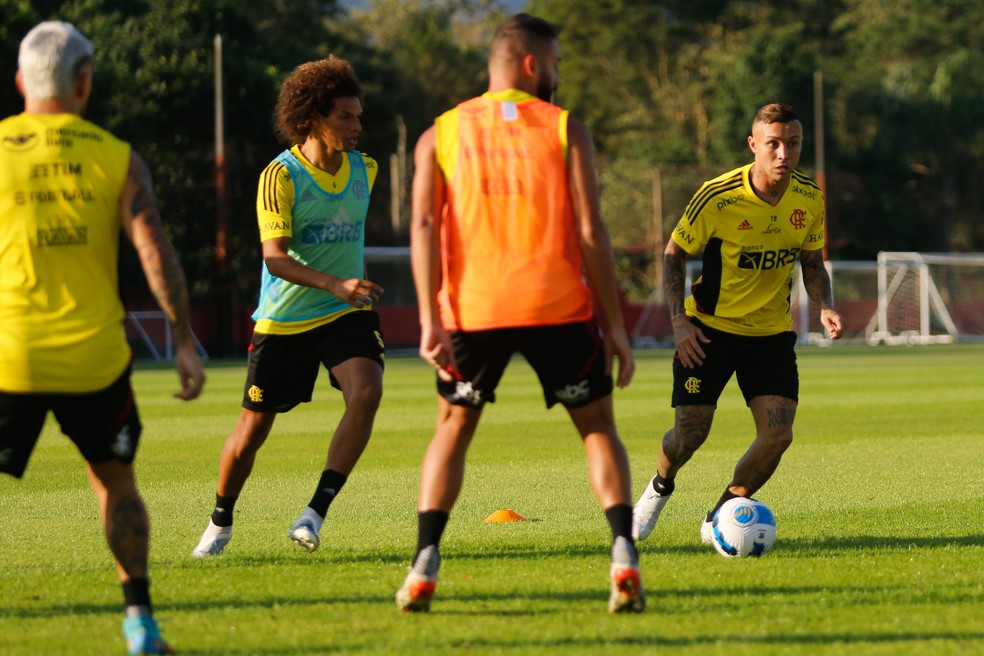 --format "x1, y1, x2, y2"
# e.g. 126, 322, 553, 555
0, 113, 132, 392
672, 163, 825, 336
434, 89, 593, 330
